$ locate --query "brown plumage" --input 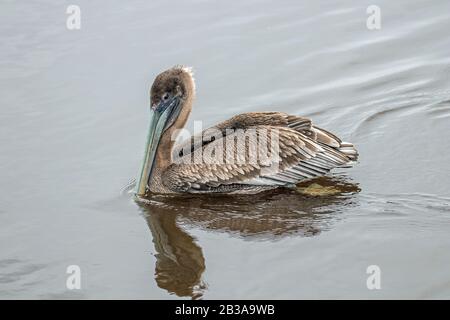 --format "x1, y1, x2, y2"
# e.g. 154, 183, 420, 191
136, 66, 358, 195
